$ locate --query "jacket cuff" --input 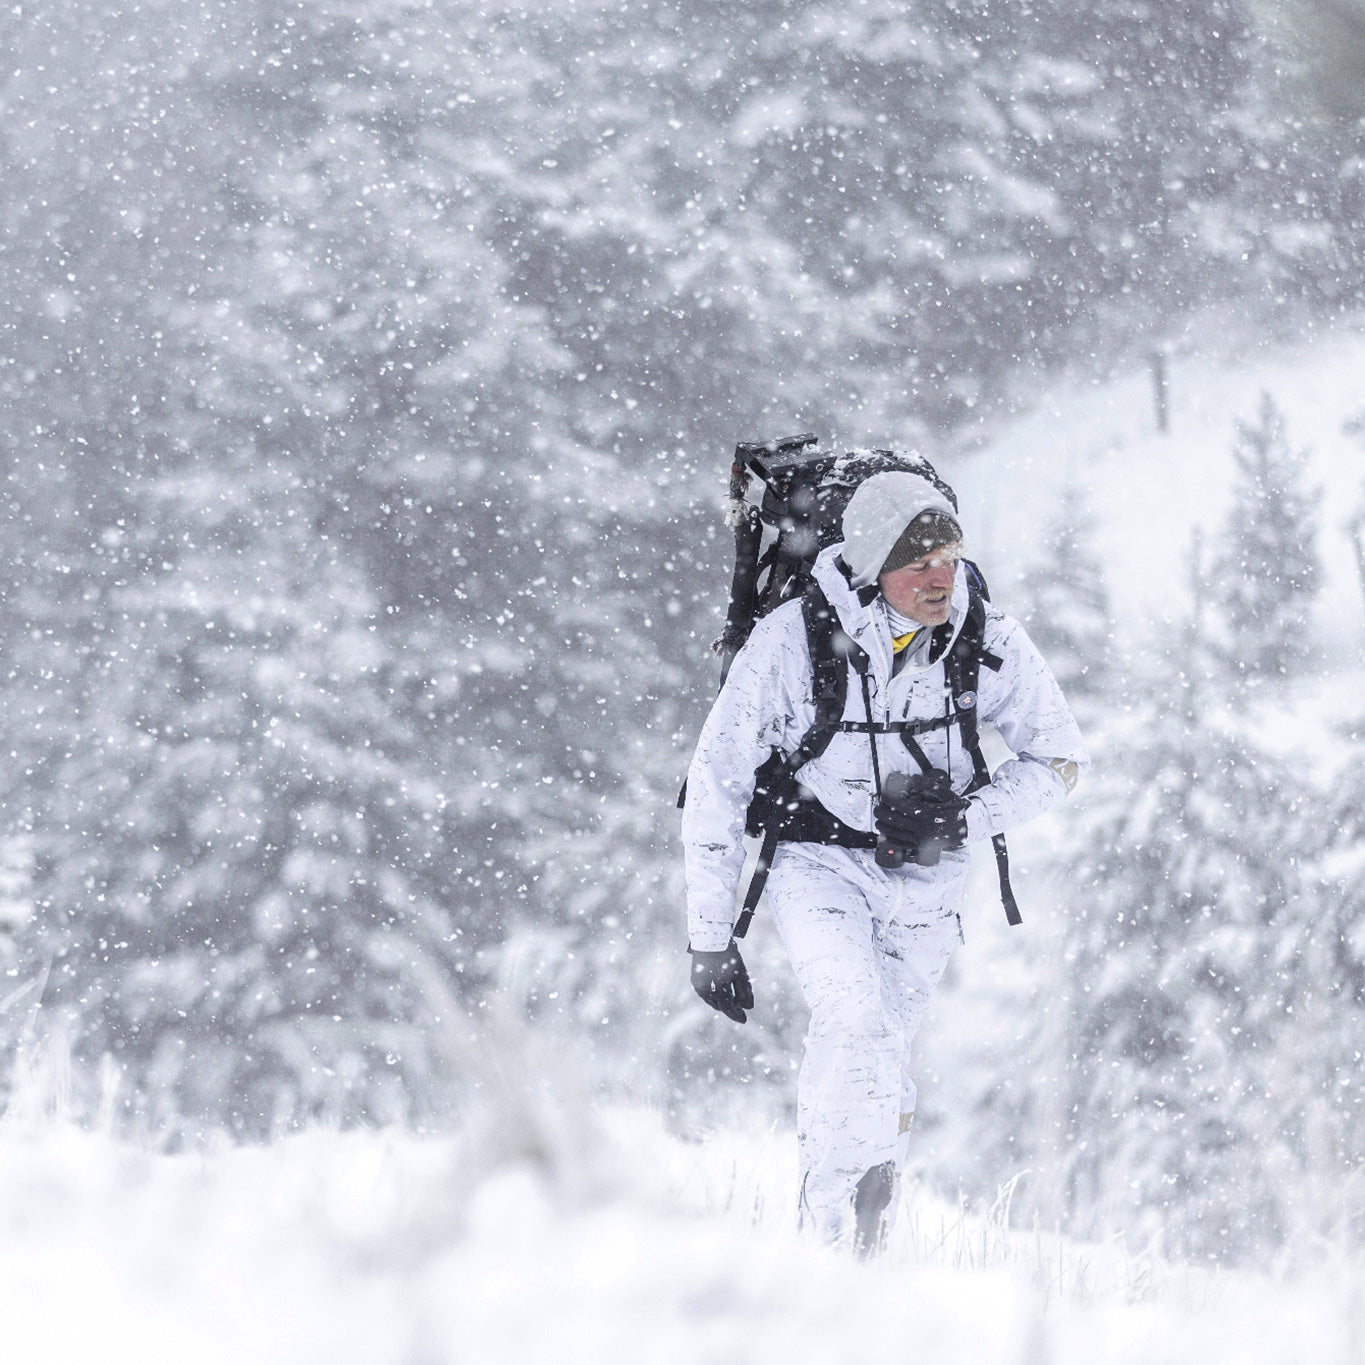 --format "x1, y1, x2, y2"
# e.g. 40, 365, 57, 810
687, 918, 735, 953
